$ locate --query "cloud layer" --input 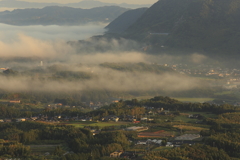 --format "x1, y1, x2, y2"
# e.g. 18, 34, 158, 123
0, 24, 208, 95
